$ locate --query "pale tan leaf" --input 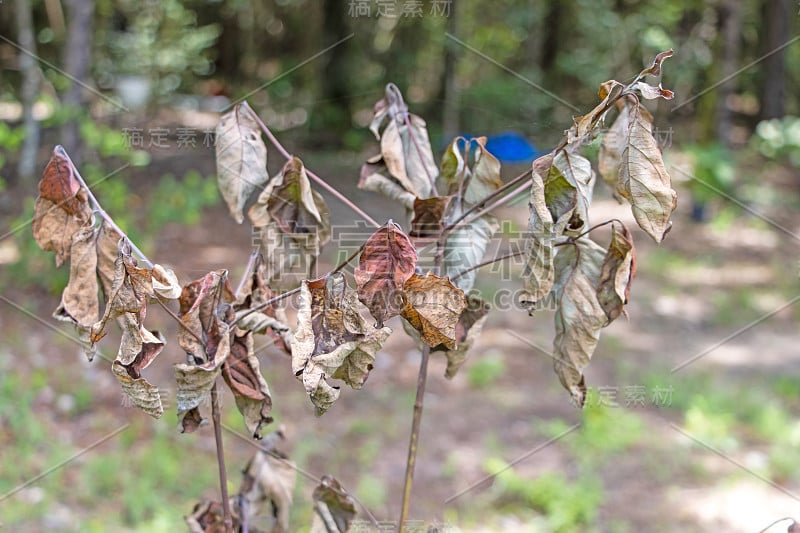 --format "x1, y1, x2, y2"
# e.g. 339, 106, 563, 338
598, 101, 633, 196
618, 104, 678, 242
521, 166, 556, 308
152, 264, 181, 300
552, 238, 607, 407
238, 429, 296, 533
438, 295, 490, 379
359, 154, 416, 211
215, 103, 269, 223
443, 207, 499, 292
